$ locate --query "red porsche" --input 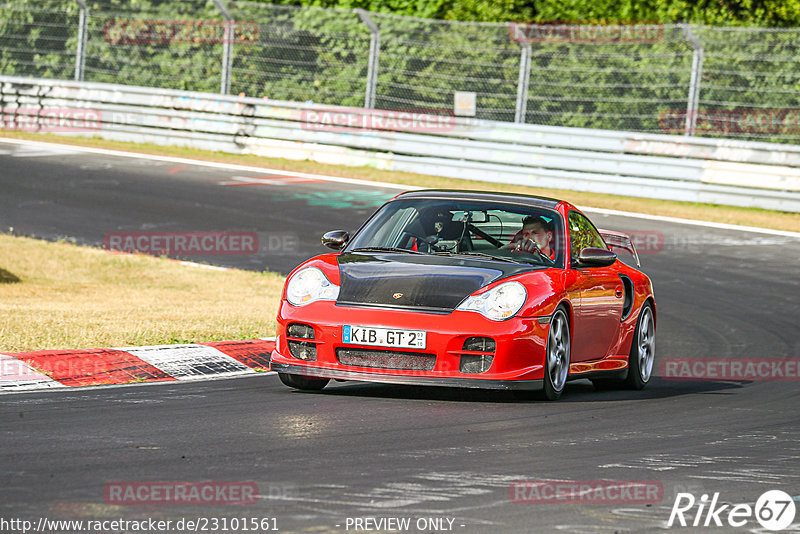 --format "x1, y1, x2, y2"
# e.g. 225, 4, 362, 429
269, 190, 655, 400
